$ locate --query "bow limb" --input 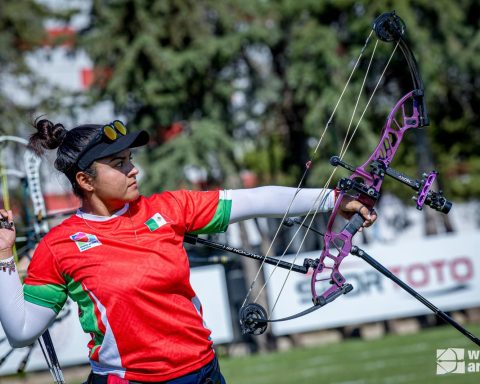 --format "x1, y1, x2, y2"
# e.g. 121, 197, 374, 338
373, 11, 428, 126
22, 145, 66, 384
